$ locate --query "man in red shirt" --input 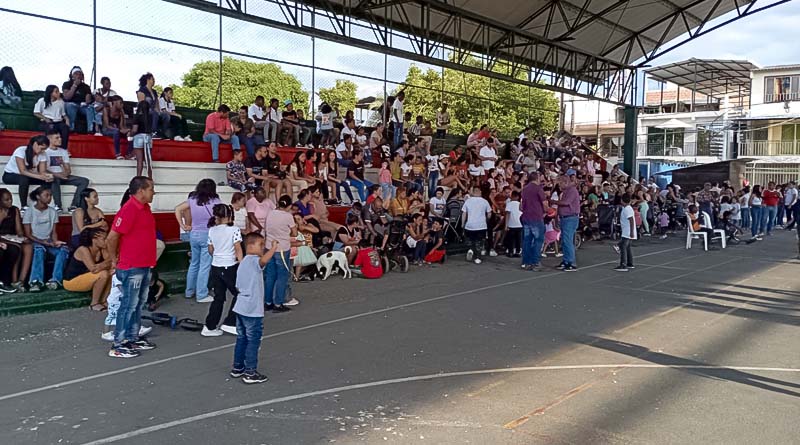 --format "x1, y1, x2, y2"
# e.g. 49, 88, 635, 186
762, 181, 782, 236
354, 246, 383, 279
106, 176, 157, 358
203, 104, 240, 162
